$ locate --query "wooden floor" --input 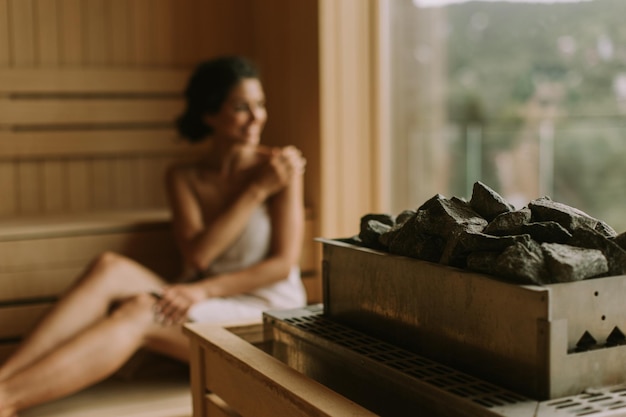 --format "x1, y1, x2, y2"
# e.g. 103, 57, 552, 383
20, 354, 192, 417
